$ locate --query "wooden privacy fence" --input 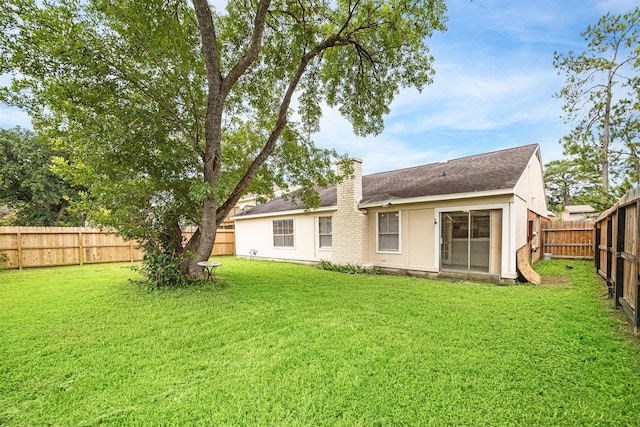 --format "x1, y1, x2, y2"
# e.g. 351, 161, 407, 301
183, 227, 235, 258
541, 220, 595, 259
0, 227, 235, 270
595, 187, 640, 336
